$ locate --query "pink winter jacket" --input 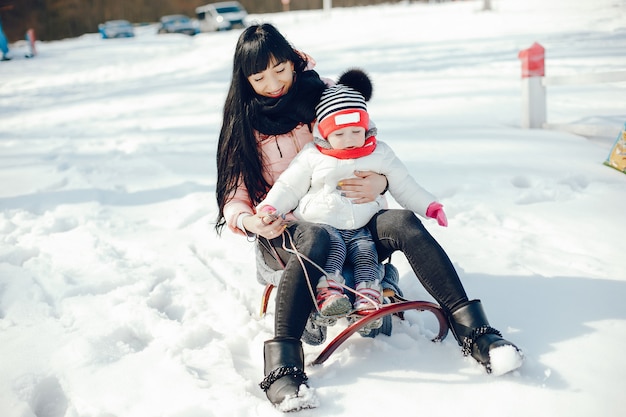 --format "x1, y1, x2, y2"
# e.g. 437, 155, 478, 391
223, 124, 317, 236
